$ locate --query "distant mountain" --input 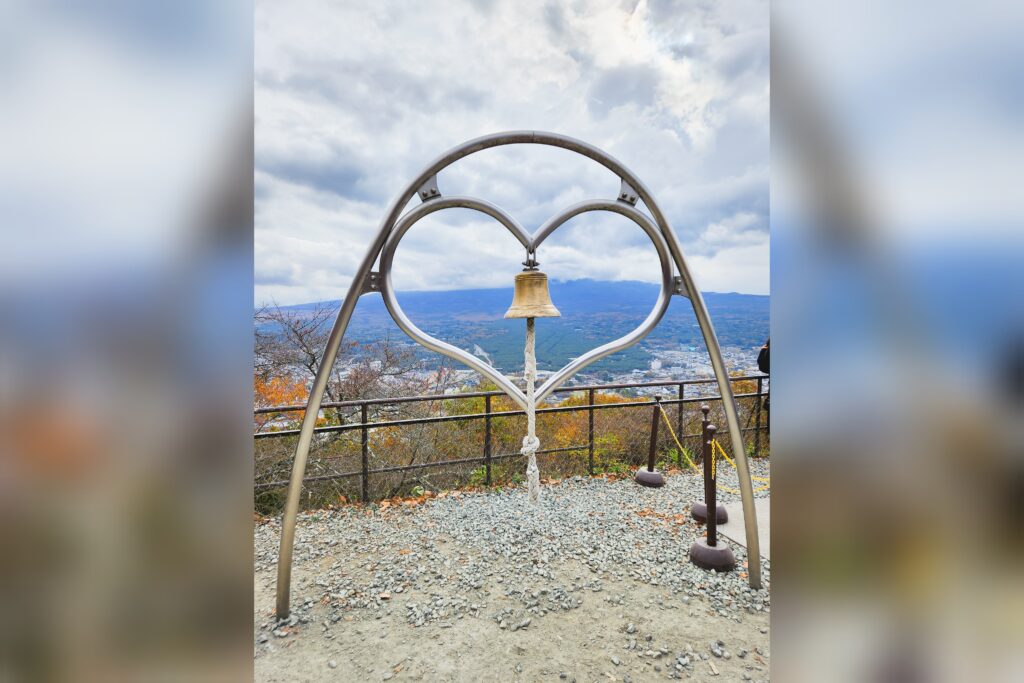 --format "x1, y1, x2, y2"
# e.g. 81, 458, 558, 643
267, 279, 769, 375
